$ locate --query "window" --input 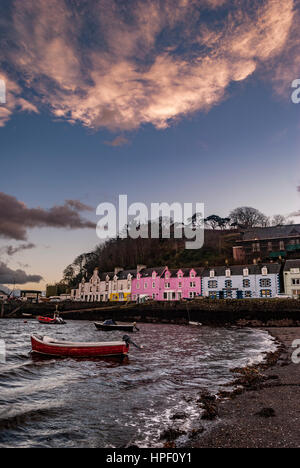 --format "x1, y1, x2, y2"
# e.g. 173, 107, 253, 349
190, 272, 195, 278
279, 241, 285, 250
144, 282, 148, 289
210, 270, 215, 278
189, 292, 196, 298
225, 280, 232, 288
291, 268, 300, 274
225, 290, 232, 298
260, 278, 271, 288
190, 282, 196, 288
152, 293, 156, 299
243, 279, 250, 288
136, 283, 140, 289
152, 282, 156, 288
252, 243, 260, 252
261, 267, 268, 276
165, 283, 170, 289
178, 282, 182, 289
163, 292, 168, 300
244, 291, 252, 298
268, 242, 272, 252
225, 269, 231, 277
208, 280, 218, 289
209, 291, 218, 299
261, 289, 272, 298
243, 268, 249, 277
178, 292, 182, 300
292, 278, 300, 285
152, 272, 156, 279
